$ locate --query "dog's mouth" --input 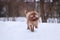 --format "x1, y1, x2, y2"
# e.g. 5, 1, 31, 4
31, 16, 36, 19
30, 15, 38, 19
33, 17, 36, 19
29, 15, 38, 21
30, 15, 35, 18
